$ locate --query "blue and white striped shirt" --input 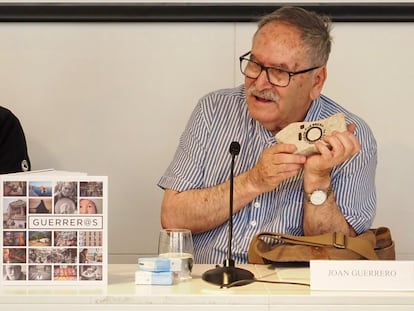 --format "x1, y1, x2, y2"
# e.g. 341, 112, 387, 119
158, 84, 377, 264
